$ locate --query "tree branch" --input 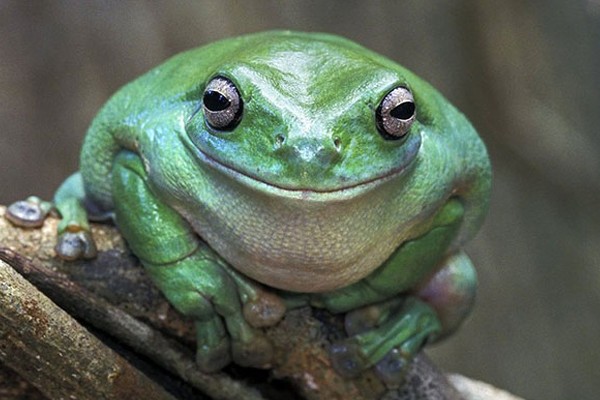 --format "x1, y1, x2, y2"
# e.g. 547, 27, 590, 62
0, 248, 264, 400
0, 258, 176, 400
